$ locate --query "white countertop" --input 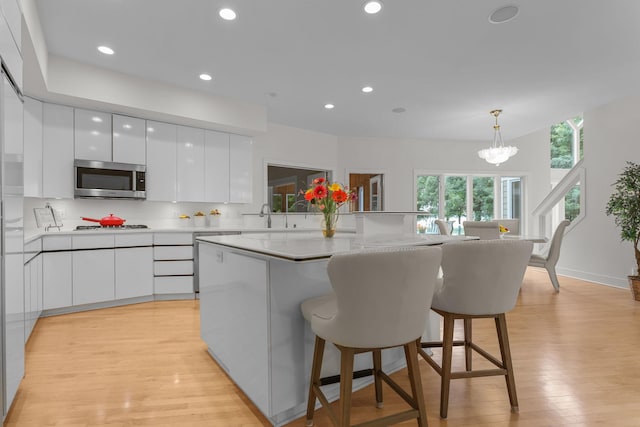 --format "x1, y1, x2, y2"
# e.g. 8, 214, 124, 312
196, 232, 474, 261
23, 226, 355, 244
